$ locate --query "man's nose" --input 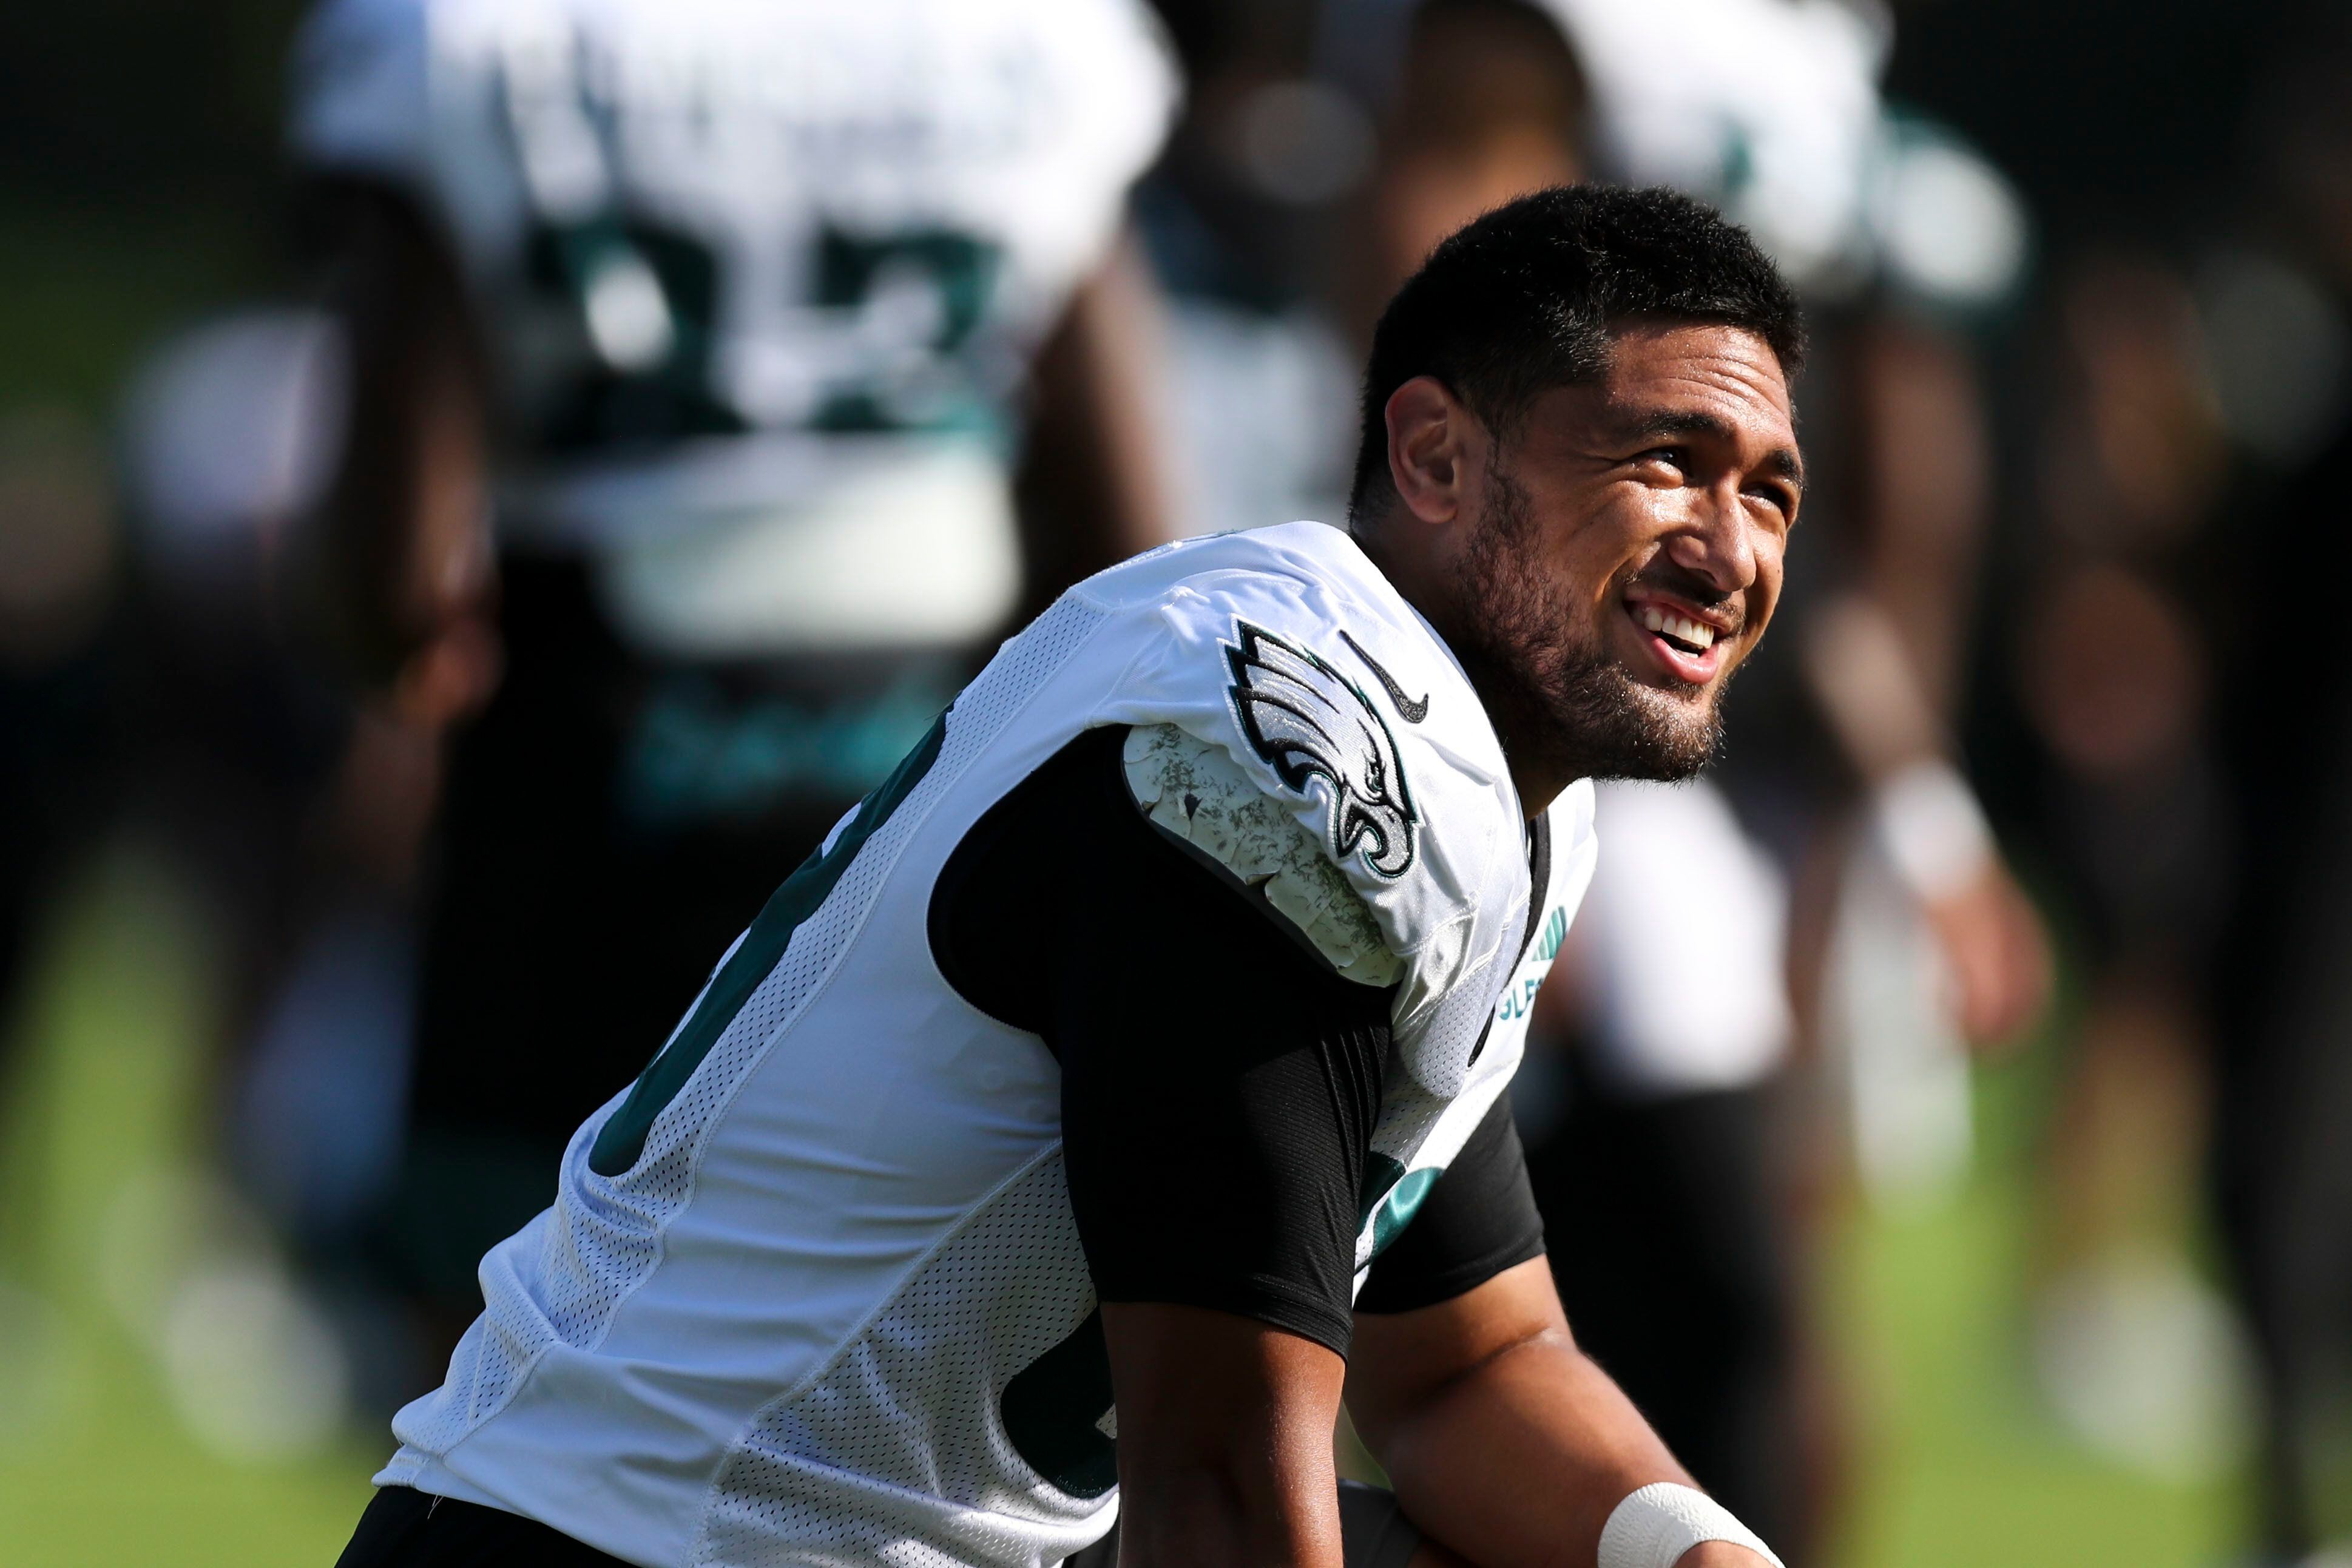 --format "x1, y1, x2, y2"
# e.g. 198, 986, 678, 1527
1663, 484, 1760, 593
